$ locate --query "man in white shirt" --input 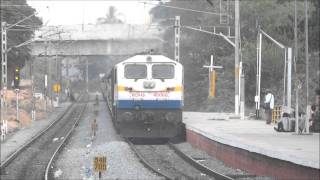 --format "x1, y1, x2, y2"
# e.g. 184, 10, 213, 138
264, 89, 274, 124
